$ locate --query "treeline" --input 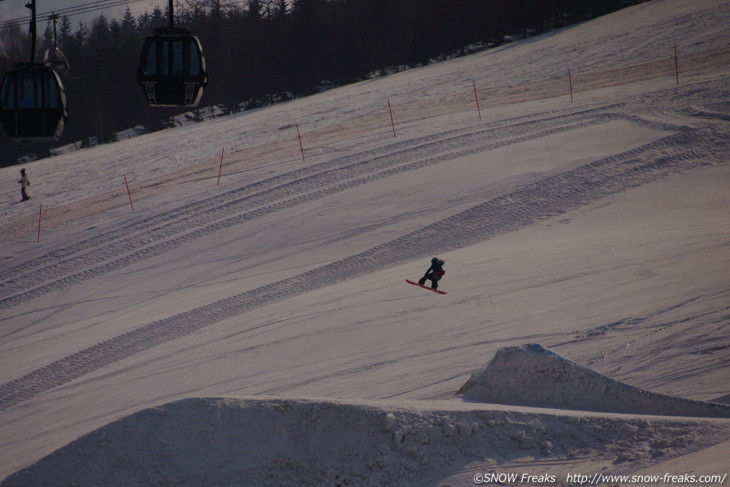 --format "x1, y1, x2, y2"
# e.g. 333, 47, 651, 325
1, 0, 644, 166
